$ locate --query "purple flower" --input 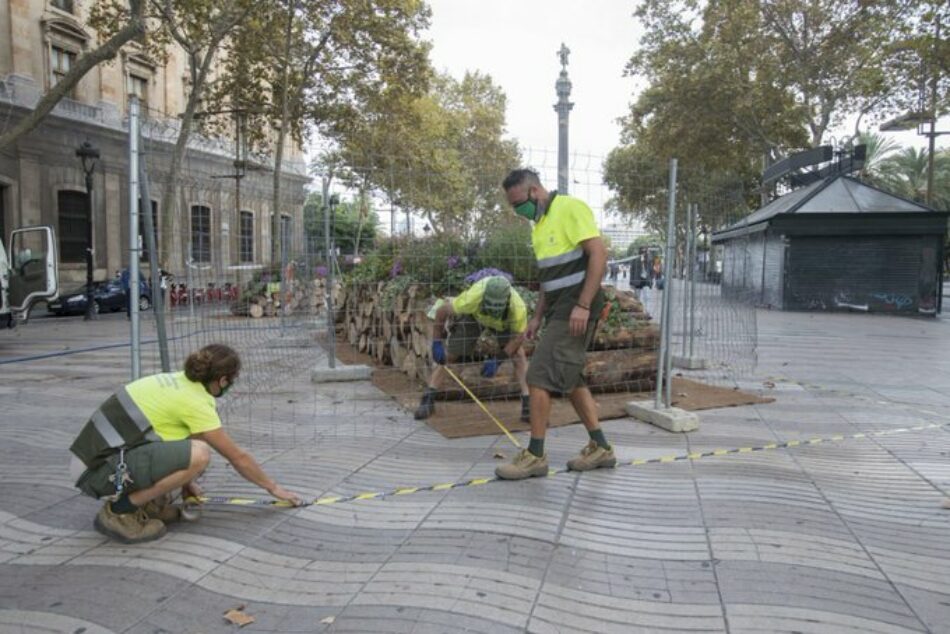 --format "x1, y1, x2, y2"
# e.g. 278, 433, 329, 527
314, 265, 329, 278
464, 267, 513, 285
390, 260, 403, 278
446, 255, 461, 269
